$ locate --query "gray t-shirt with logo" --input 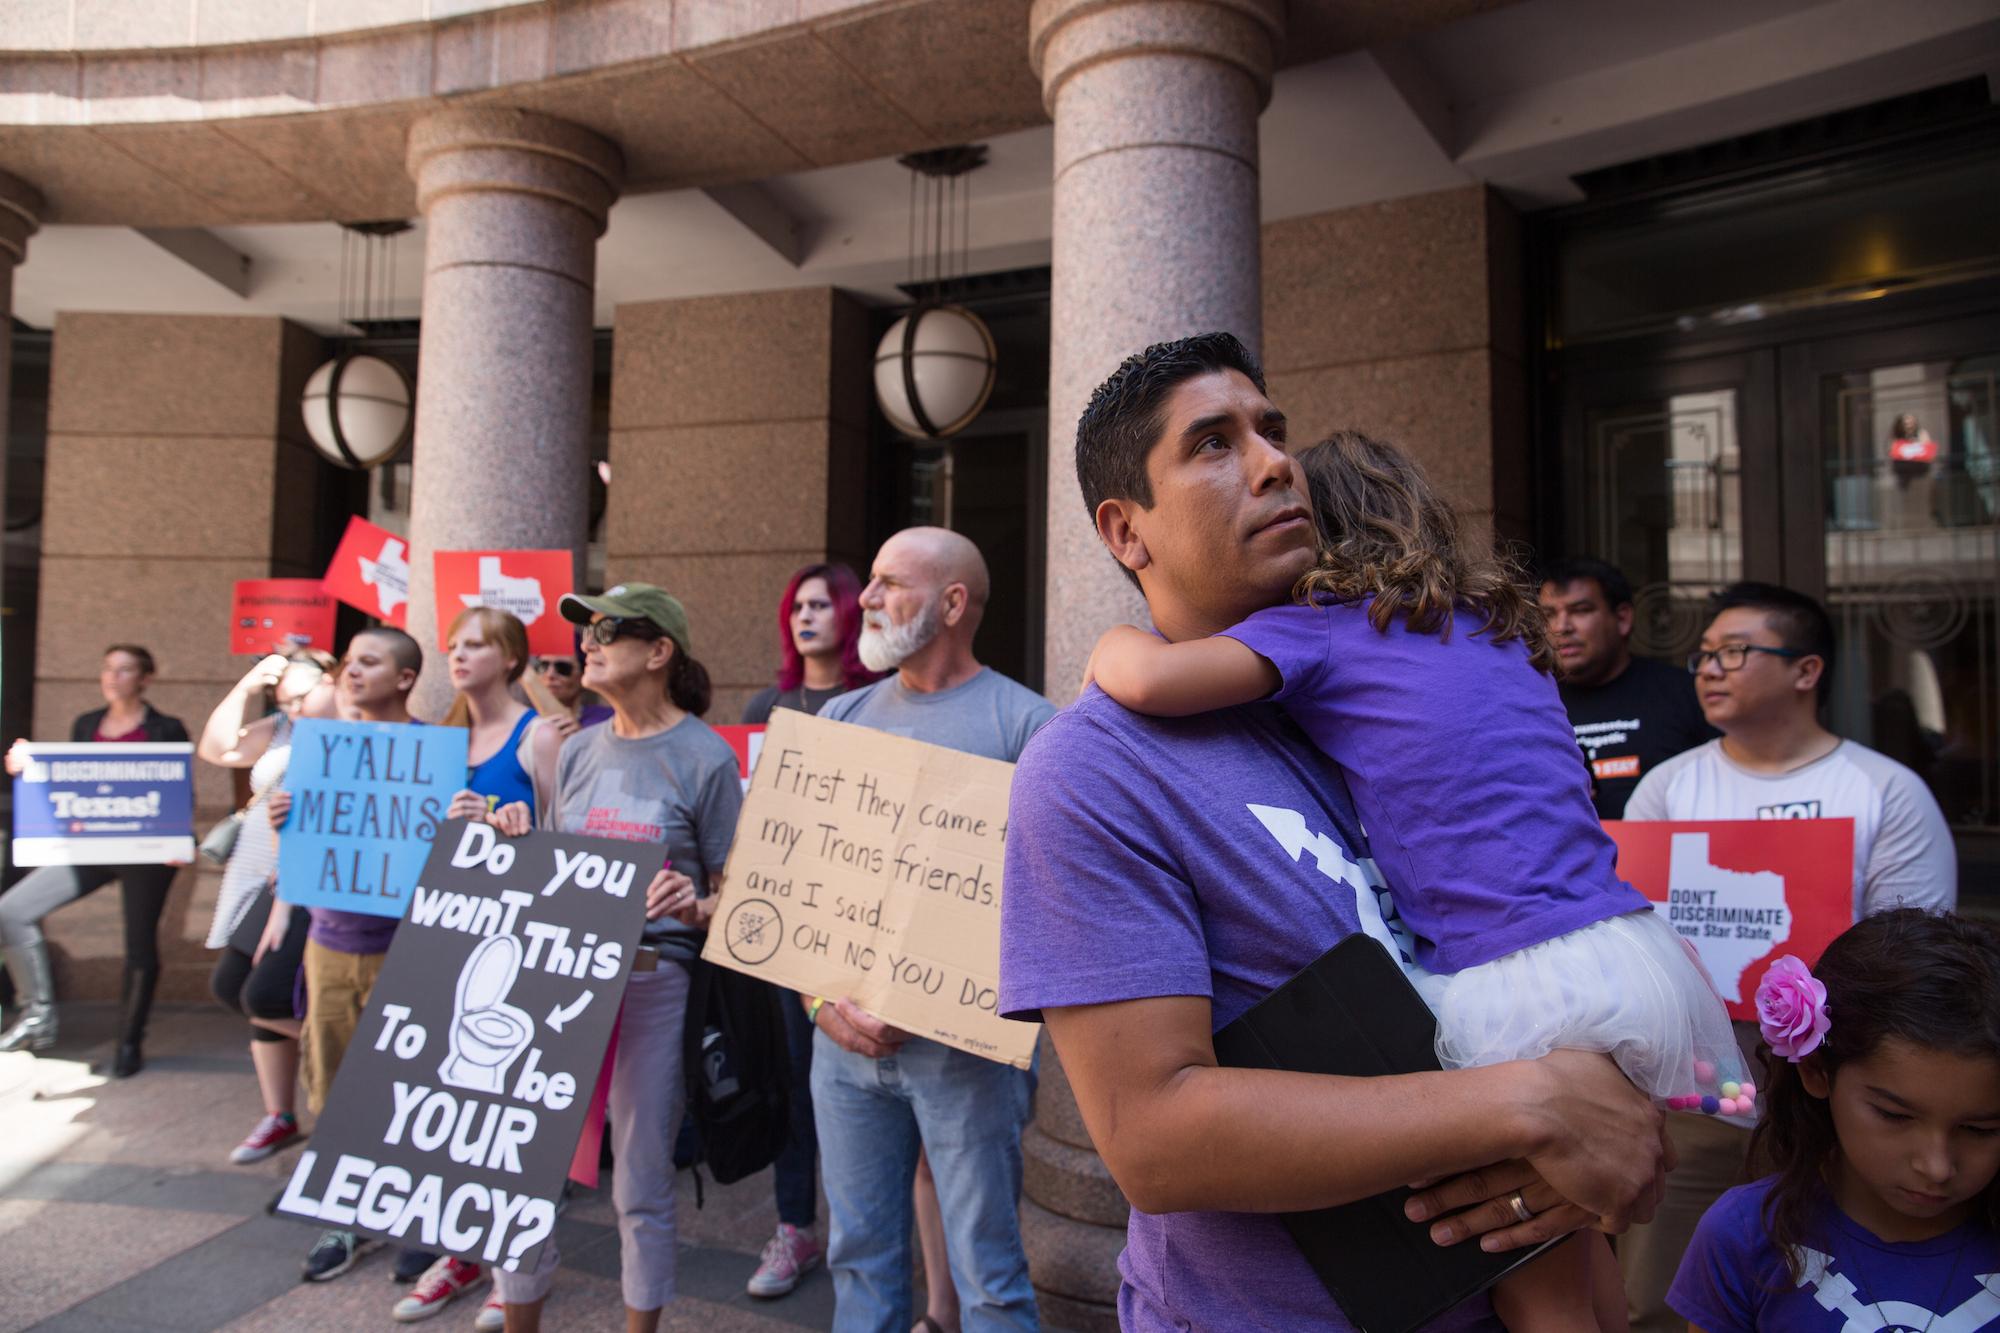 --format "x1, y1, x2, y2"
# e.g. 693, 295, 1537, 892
553, 714, 743, 960
817, 667, 1056, 763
